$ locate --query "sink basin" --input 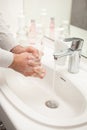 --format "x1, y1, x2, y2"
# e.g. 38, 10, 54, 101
1, 66, 87, 128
